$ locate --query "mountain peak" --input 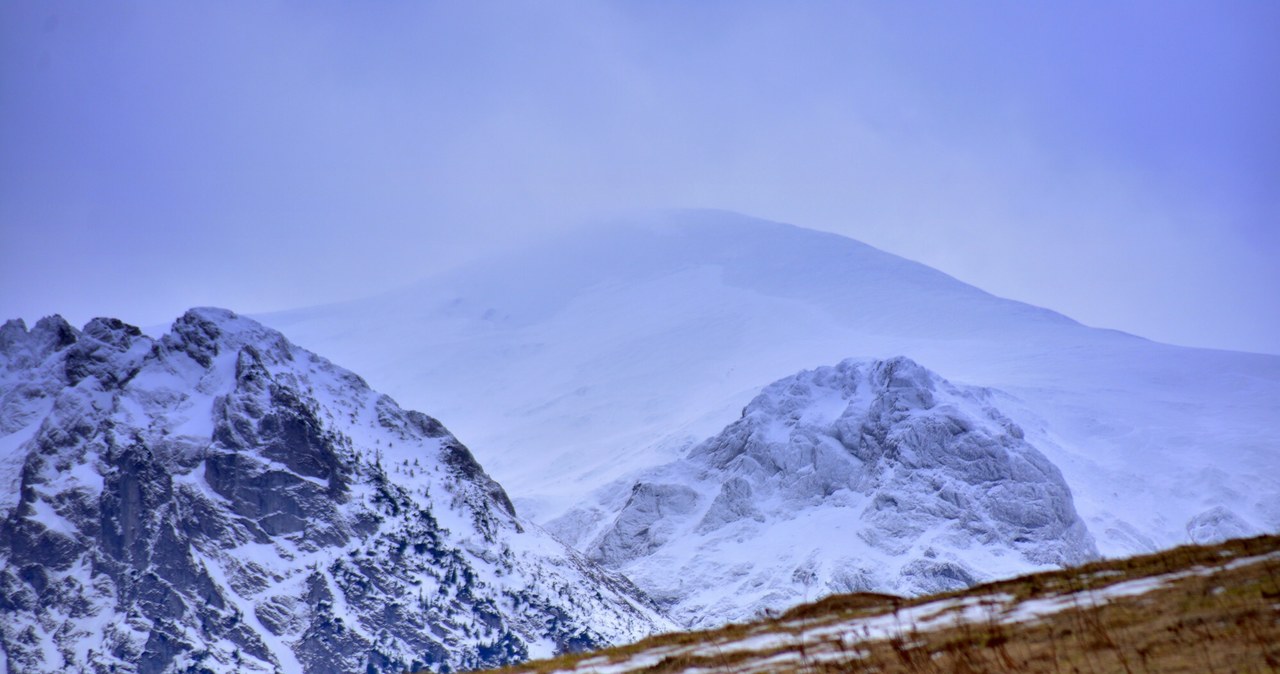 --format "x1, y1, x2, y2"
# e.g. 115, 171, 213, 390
161, 306, 295, 371
0, 308, 670, 674
258, 210, 1279, 572
557, 356, 1095, 627
81, 317, 143, 347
